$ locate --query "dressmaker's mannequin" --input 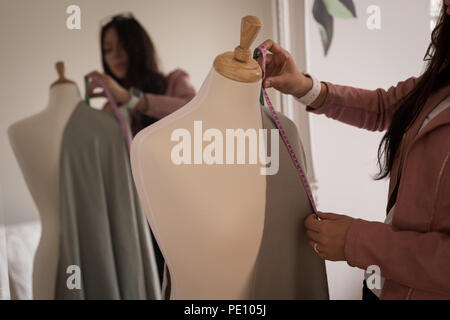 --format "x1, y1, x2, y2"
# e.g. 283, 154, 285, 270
8, 62, 80, 299
131, 16, 328, 300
